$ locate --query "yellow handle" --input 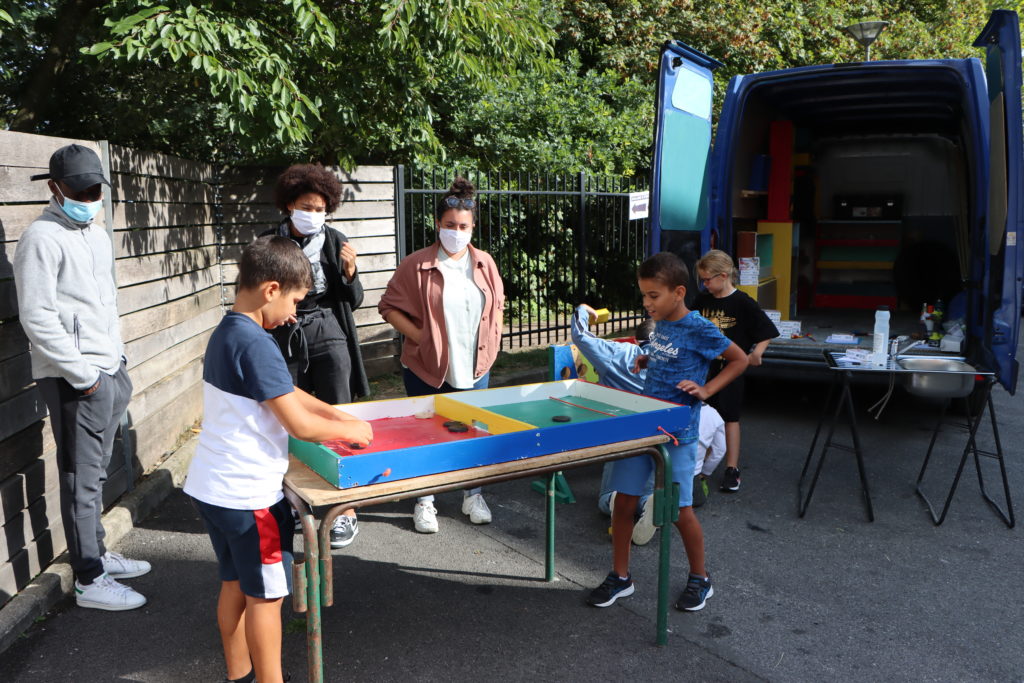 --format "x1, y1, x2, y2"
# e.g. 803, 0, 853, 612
593, 308, 611, 324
